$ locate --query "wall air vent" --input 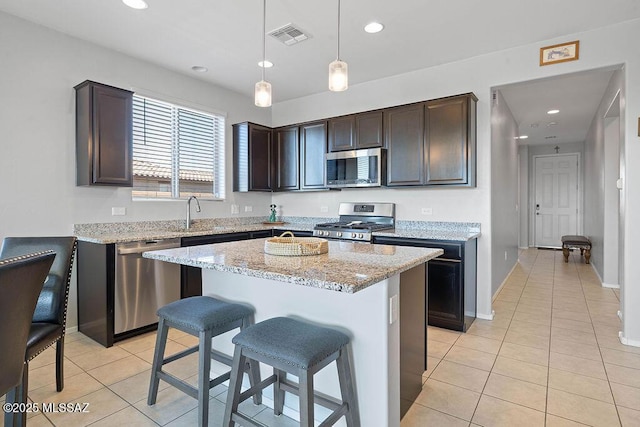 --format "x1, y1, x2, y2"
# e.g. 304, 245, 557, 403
544, 135, 557, 139
268, 23, 310, 46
